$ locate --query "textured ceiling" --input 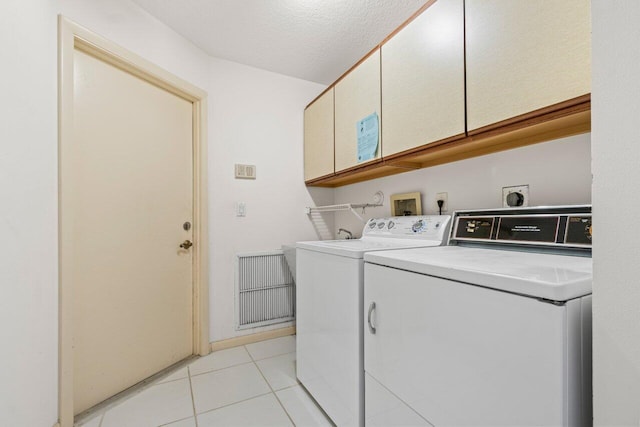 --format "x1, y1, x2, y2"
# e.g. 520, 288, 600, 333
130, 0, 429, 84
